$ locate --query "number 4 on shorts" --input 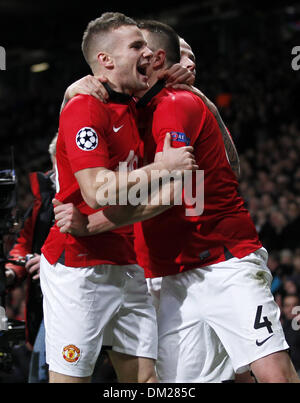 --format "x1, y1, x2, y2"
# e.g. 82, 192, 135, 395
254, 305, 273, 334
